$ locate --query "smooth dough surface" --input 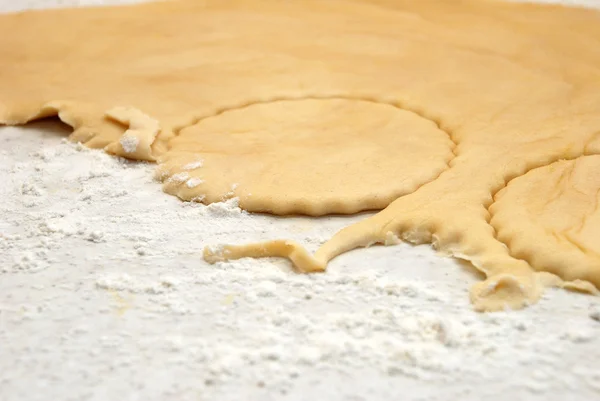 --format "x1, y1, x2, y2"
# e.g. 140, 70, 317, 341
158, 98, 454, 215
1, 0, 600, 311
